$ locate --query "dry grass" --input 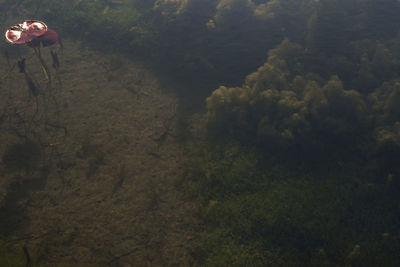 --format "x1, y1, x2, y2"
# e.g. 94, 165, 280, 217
0, 40, 198, 266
